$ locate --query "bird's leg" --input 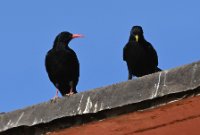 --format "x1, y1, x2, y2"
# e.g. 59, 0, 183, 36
127, 65, 133, 80
52, 84, 59, 100
128, 72, 132, 80
66, 81, 75, 96
66, 88, 74, 96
